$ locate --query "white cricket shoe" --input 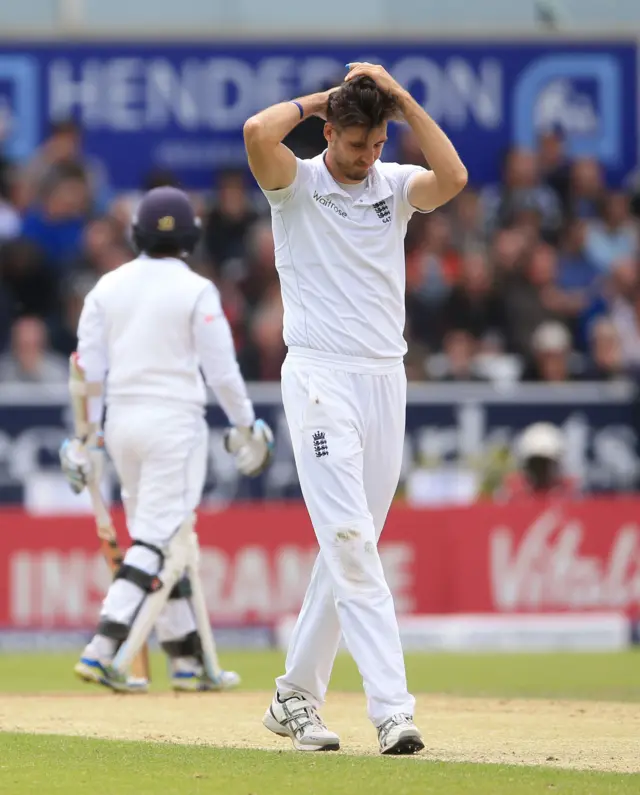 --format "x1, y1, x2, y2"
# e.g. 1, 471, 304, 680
263, 692, 340, 752
377, 714, 424, 755
171, 669, 241, 692
74, 656, 149, 694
